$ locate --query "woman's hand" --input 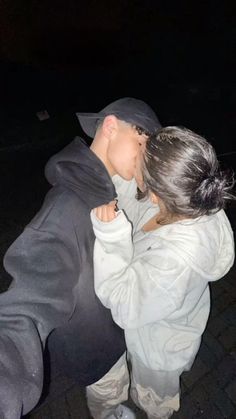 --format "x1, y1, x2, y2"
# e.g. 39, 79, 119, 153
93, 201, 118, 222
